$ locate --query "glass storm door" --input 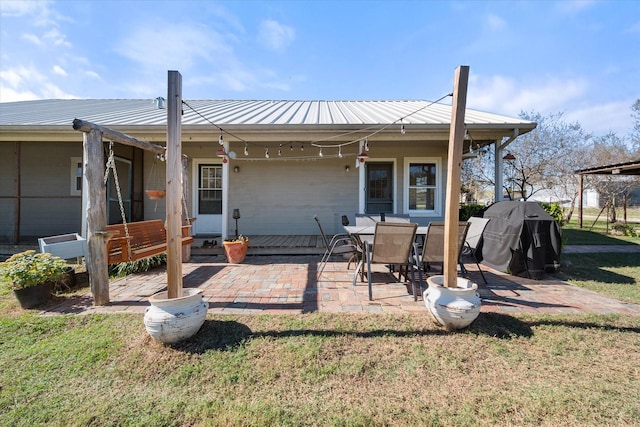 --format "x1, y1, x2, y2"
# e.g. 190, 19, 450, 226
195, 163, 223, 235
365, 162, 393, 214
